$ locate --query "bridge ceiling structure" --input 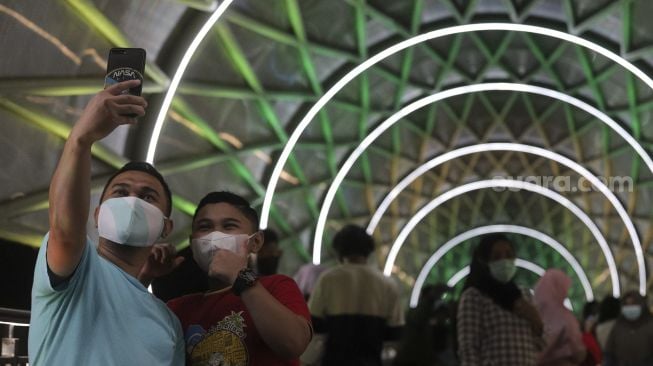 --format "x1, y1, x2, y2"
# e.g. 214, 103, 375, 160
3, 0, 653, 306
